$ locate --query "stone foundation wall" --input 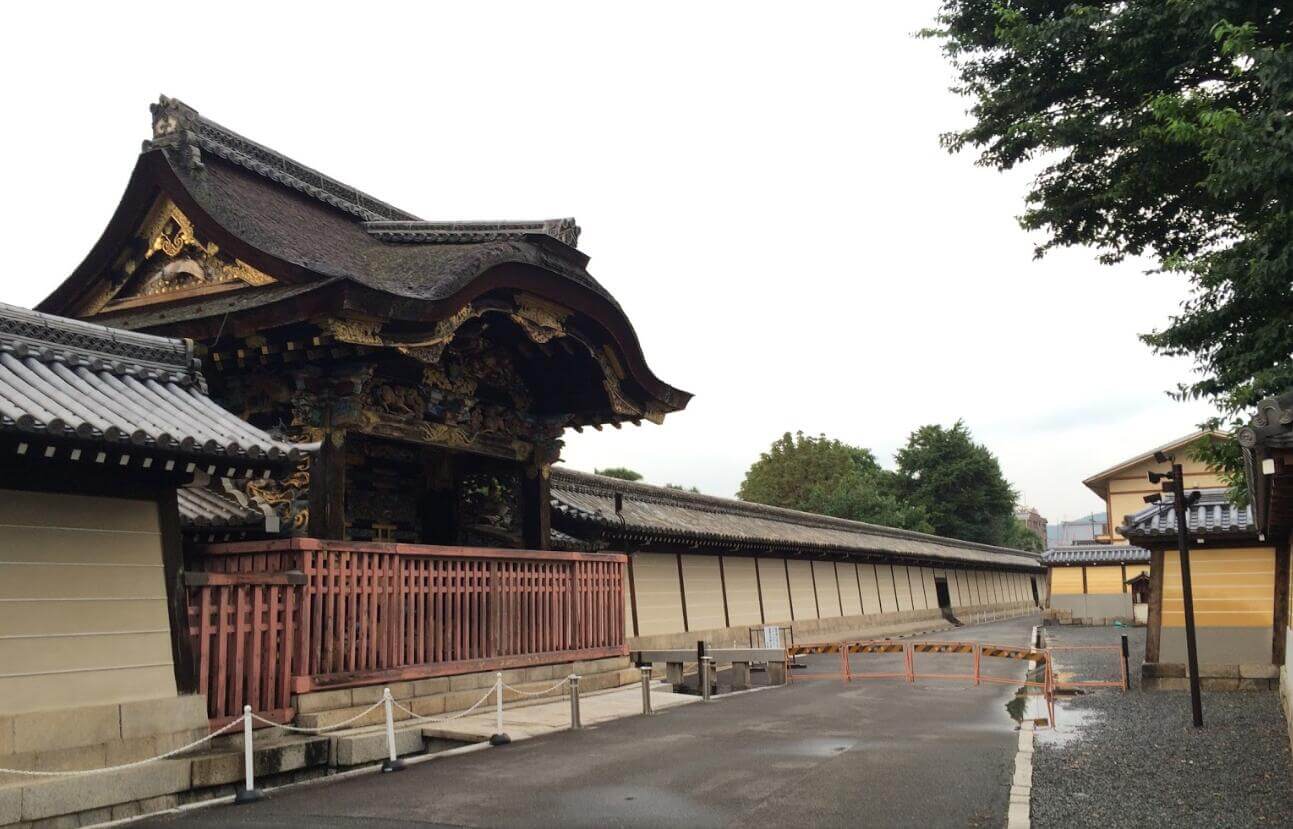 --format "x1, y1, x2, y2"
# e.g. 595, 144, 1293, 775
1141, 661, 1279, 691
